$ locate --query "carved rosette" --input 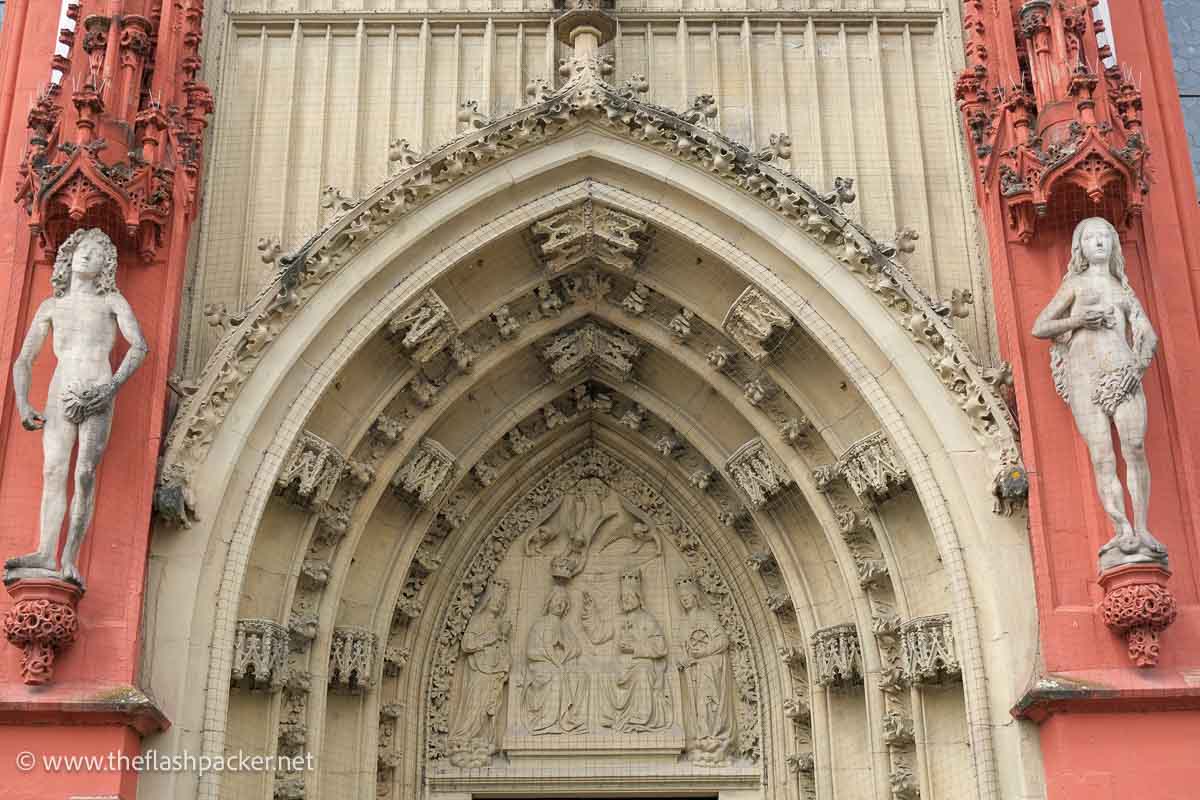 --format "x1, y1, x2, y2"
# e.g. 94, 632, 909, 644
539, 322, 643, 381
722, 286, 795, 362
232, 618, 289, 691
386, 291, 460, 363
1098, 564, 1178, 668
391, 439, 456, 506
329, 626, 377, 692
530, 198, 652, 274
276, 431, 346, 509
899, 614, 960, 686
2, 579, 83, 685
724, 437, 793, 510
812, 623, 863, 688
